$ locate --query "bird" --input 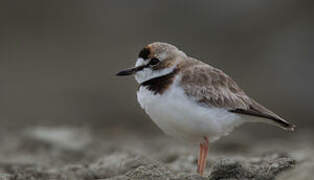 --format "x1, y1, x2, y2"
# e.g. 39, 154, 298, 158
116, 42, 295, 176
